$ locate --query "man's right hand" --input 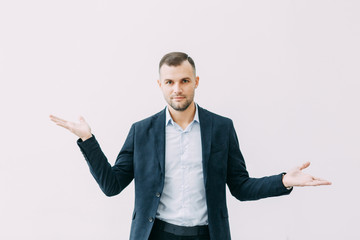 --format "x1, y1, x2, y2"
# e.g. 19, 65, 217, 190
50, 115, 92, 141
